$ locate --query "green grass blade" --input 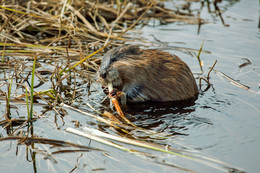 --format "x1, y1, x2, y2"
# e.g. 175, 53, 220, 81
16, 89, 57, 100
8, 77, 13, 107
36, 89, 56, 100
30, 56, 37, 120
59, 47, 104, 76
7, 75, 14, 116
197, 40, 204, 72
